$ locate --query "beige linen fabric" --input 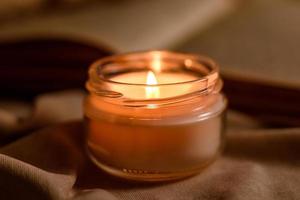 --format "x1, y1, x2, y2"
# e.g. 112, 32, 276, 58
1, 121, 300, 200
